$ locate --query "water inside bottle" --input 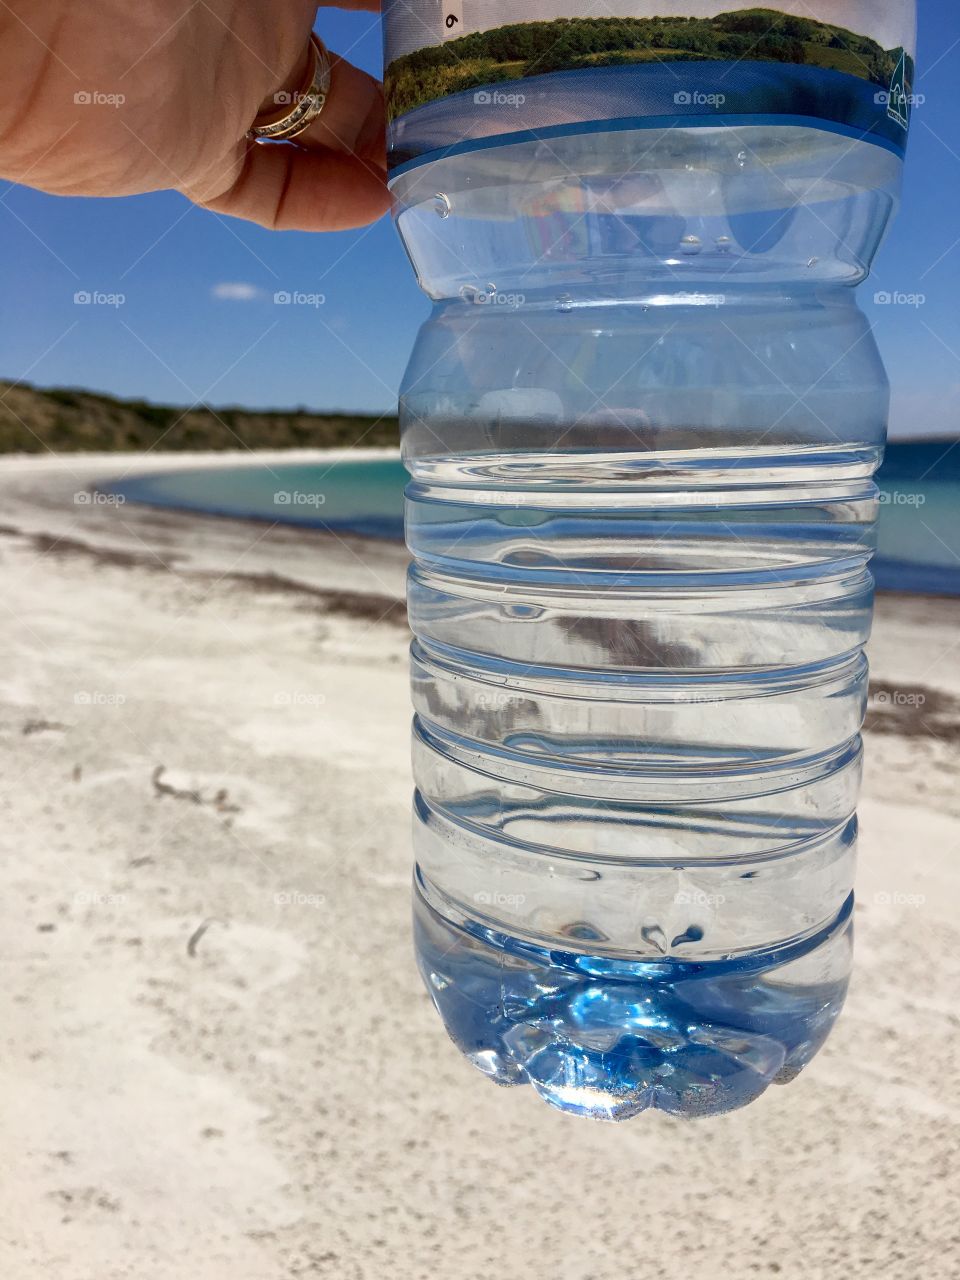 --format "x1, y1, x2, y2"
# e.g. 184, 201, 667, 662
392, 124, 896, 1118
415, 873, 853, 1119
